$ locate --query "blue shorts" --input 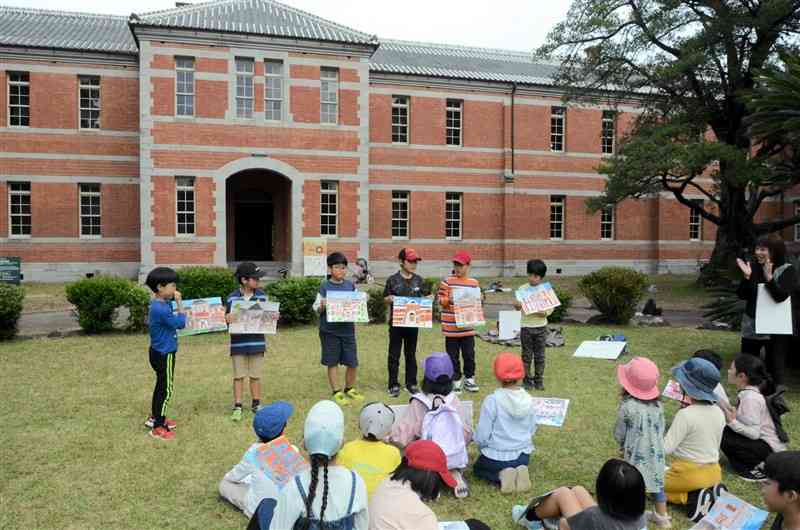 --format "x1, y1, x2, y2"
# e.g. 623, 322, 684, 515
319, 332, 358, 368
